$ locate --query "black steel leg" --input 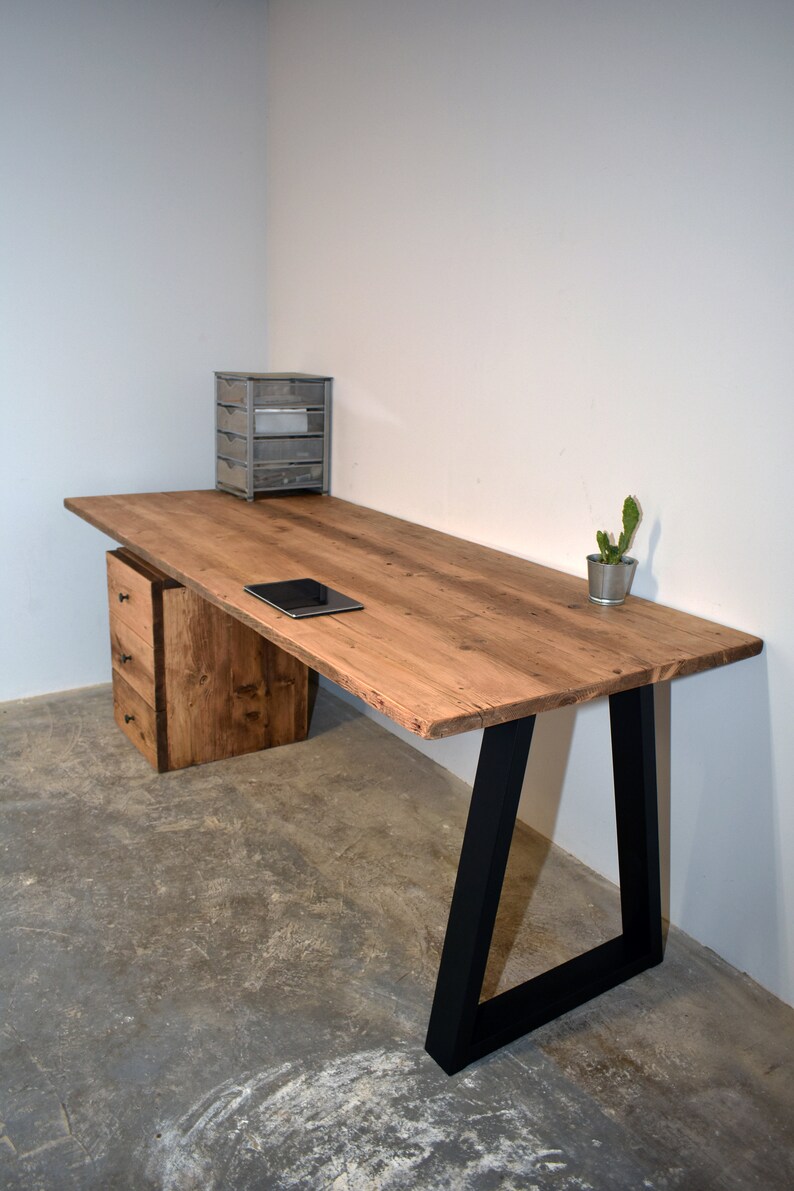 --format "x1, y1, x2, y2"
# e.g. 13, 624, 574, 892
424, 716, 536, 1075
425, 685, 663, 1075
610, 686, 664, 964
